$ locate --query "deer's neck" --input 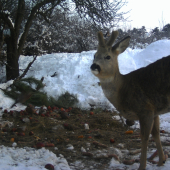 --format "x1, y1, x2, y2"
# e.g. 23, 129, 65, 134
99, 71, 123, 109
